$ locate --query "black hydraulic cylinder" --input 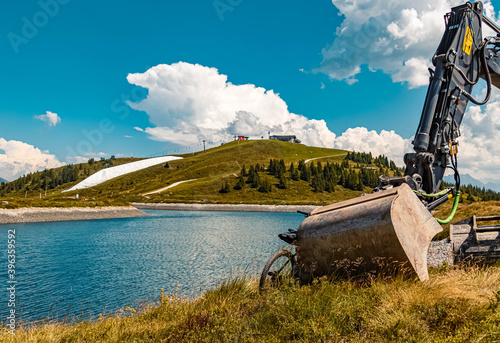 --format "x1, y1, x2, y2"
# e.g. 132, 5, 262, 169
426, 191, 454, 211
413, 58, 445, 152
